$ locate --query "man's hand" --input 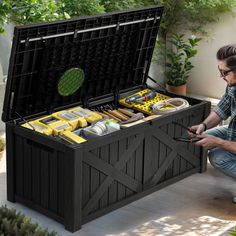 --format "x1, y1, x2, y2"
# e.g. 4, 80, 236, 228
189, 123, 206, 135
194, 134, 222, 149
